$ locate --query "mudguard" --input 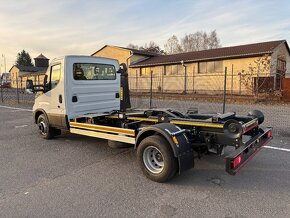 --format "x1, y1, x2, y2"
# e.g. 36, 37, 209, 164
135, 123, 194, 174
